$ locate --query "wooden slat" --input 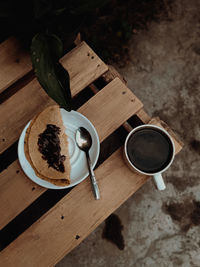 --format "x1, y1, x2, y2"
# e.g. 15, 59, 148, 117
0, 37, 32, 93
0, 42, 108, 154
0, 129, 183, 267
79, 78, 143, 141
0, 39, 107, 95
60, 41, 108, 97
0, 148, 150, 267
0, 78, 142, 229
102, 64, 127, 85
0, 161, 45, 229
0, 79, 54, 153
100, 65, 151, 125
0, 126, 182, 266
86, 61, 182, 151
136, 108, 151, 124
